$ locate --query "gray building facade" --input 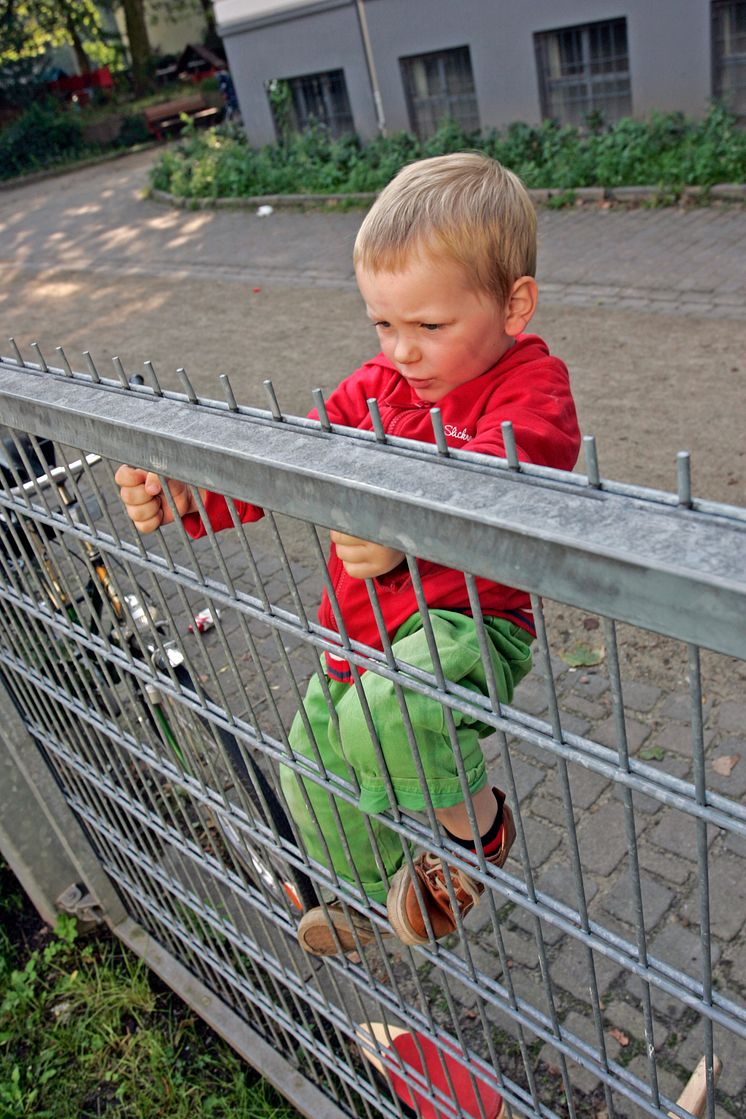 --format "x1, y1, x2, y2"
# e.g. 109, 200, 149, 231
213, 0, 746, 145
